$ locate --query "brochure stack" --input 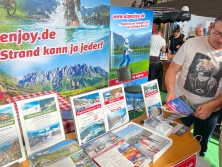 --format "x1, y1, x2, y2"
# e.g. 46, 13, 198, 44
70, 84, 172, 166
